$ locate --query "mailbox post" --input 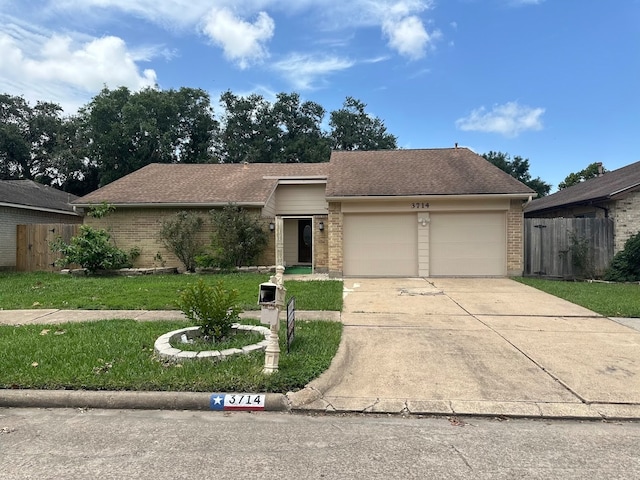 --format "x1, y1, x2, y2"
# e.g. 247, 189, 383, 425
259, 265, 286, 374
